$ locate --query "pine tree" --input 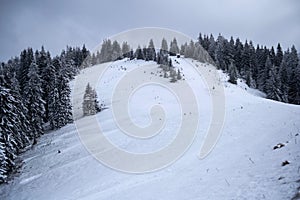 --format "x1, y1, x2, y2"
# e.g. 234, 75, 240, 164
241, 40, 251, 77
142, 47, 148, 61
160, 38, 168, 55
226, 37, 235, 67
0, 86, 19, 182
81, 44, 90, 64
275, 43, 283, 67
112, 40, 122, 61
38, 47, 53, 122
48, 86, 59, 129
256, 46, 268, 90
121, 42, 131, 58
56, 64, 73, 127
198, 33, 203, 47
169, 38, 179, 56
135, 46, 144, 60
129, 49, 134, 60
287, 46, 300, 104
246, 70, 255, 88
208, 34, 216, 61
147, 39, 156, 61
202, 34, 210, 51
93, 89, 102, 113
1, 65, 32, 143
251, 44, 259, 85
18, 48, 34, 97
100, 40, 112, 63
214, 35, 227, 70
180, 43, 187, 55
279, 52, 289, 103
23, 61, 45, 137
234, 38, 243, 74
82, 83, 101, 116
269, 46, 276, 65
47, 58, 60, 129
260, 56, 273, 92
296, 59, 300, 104
90, 53, 97, 66
266, 65, 282, 101
64, 46, 78, 78
193, 43, 202, 61
228, 62, 237, 84
0, 132, 9, 183
185, 40, 195, 58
